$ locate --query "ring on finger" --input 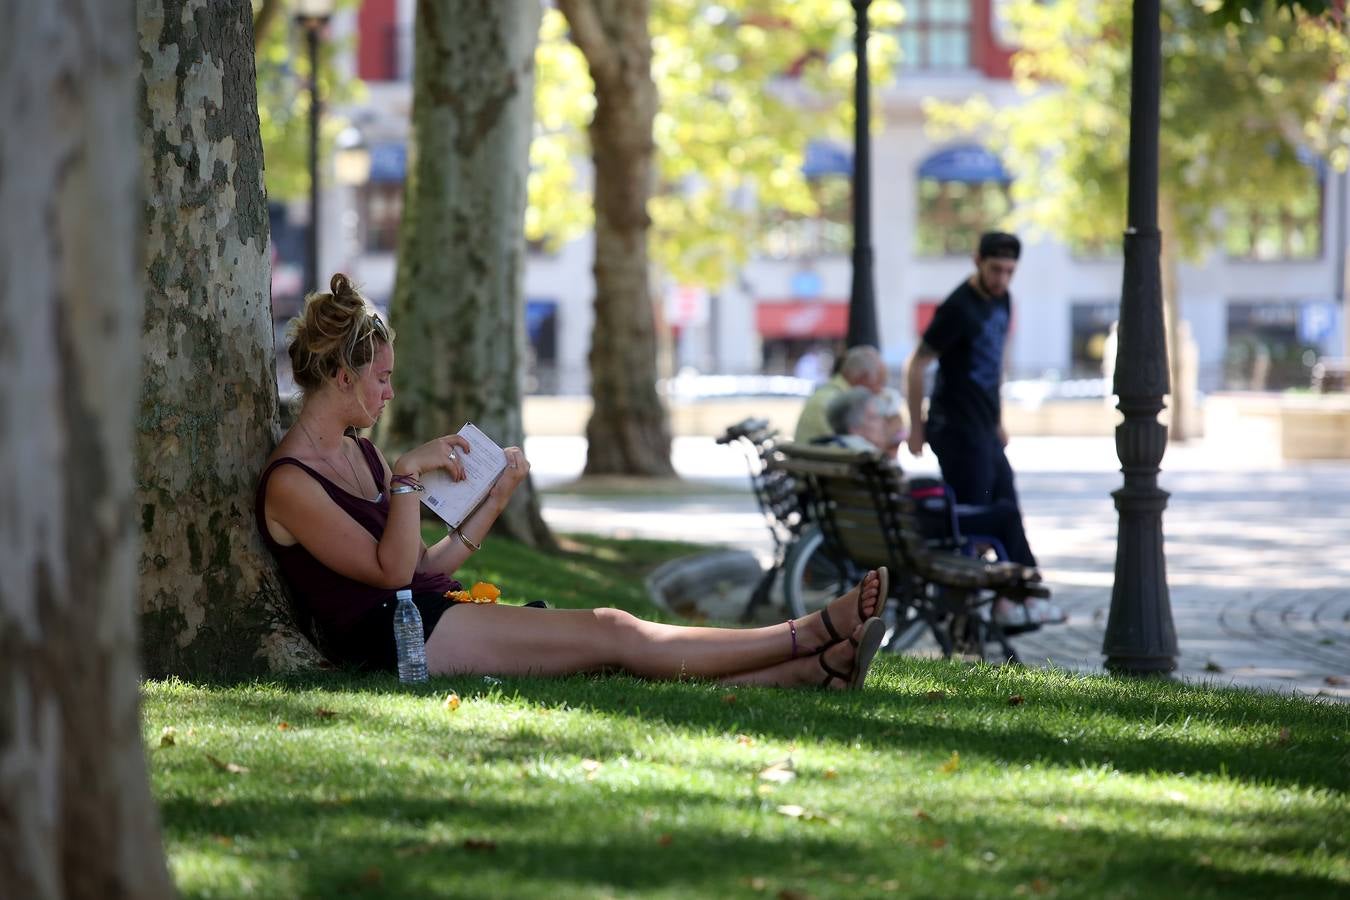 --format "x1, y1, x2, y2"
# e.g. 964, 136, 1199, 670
448, 450, 458, 461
